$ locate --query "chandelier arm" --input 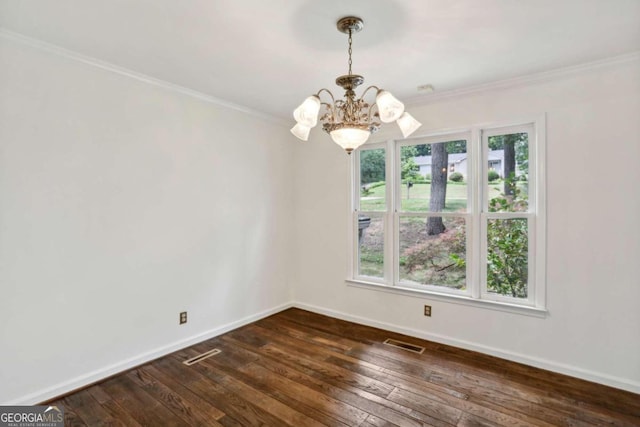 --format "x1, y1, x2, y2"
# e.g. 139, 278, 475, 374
315, 88, 339, 118
367, 102, 379, 121
315, 88, 336, 104
359, 85, 382, 102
